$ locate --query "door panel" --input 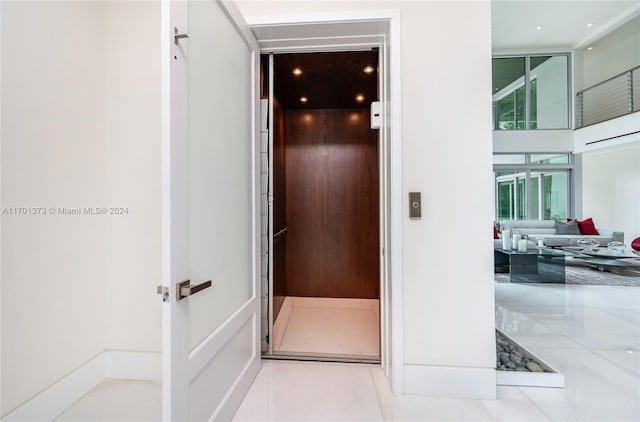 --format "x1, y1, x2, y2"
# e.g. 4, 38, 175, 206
162, 0, 260, 420
186, 0, 253, 350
